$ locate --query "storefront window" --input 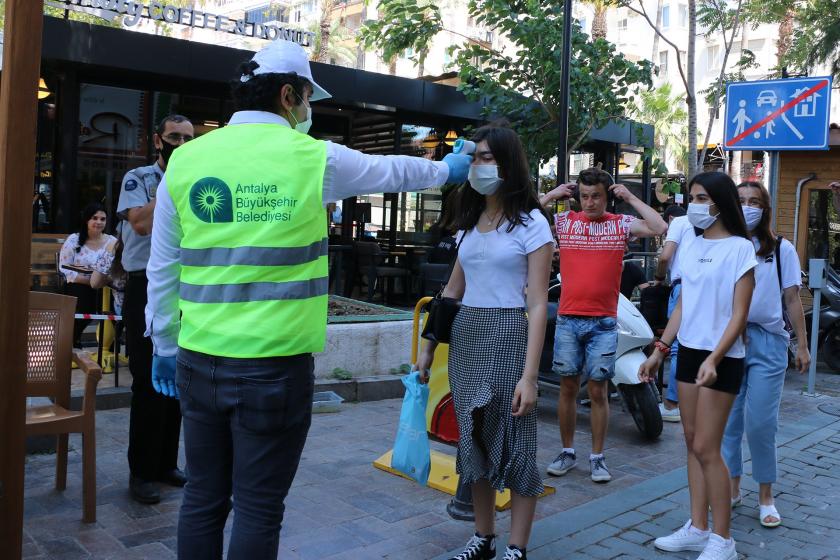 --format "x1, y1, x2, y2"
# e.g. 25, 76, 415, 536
806, 189, 840, 271
76, 83, 151, 225
34, 76, 59, 232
